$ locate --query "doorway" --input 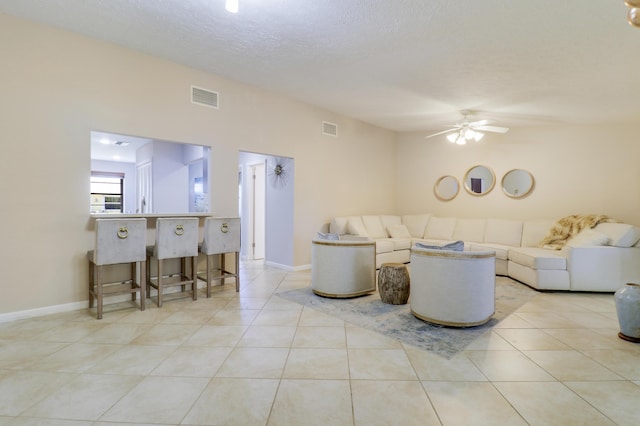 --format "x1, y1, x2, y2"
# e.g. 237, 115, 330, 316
239, 151, 295, 268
